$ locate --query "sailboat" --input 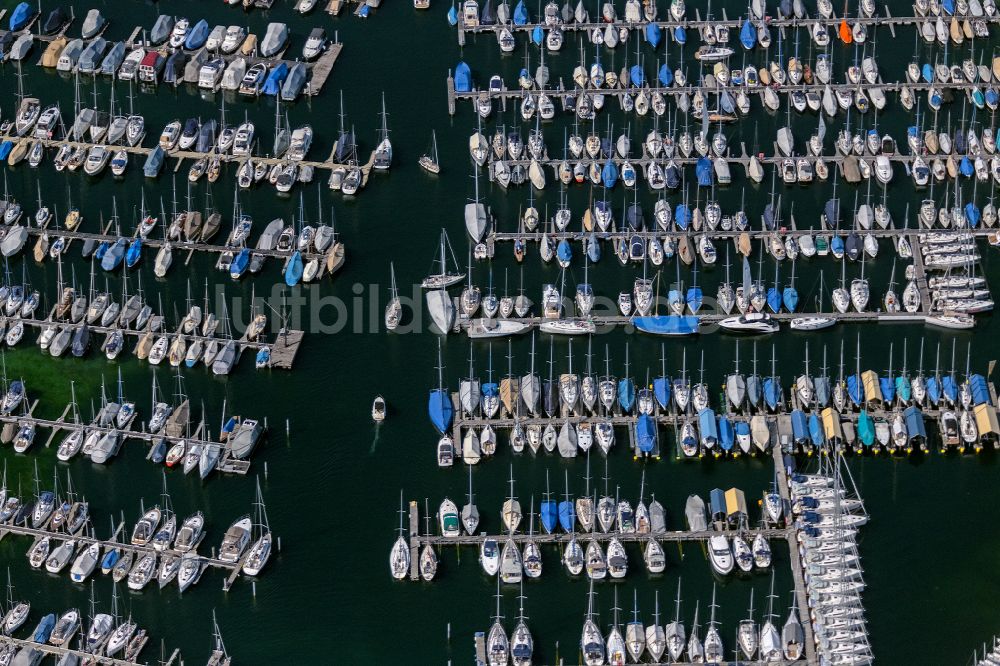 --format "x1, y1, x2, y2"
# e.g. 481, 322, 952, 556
486, 578, 510, 666
384, 262, 401, 330
419, 130, 440, 174
242, 478, 272, 576
462, 465, 479, 535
